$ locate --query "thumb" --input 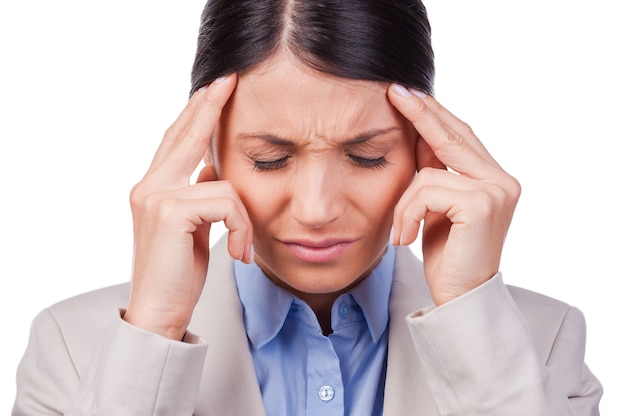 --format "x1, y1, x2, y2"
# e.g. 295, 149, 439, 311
416, 135, 446, 172
196, 164, 218, 183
